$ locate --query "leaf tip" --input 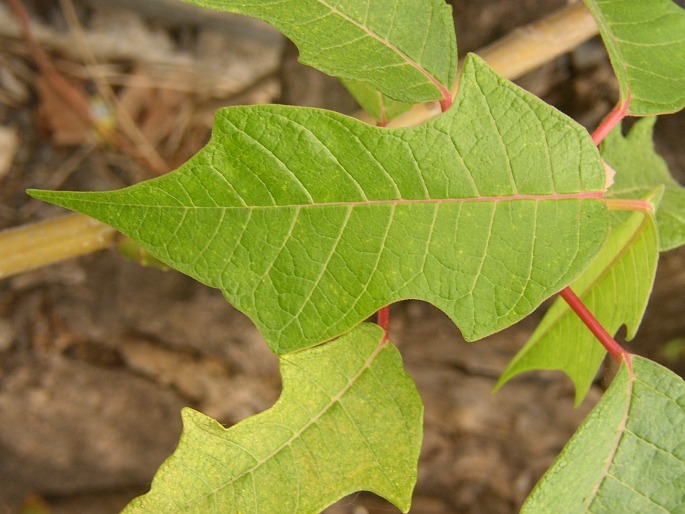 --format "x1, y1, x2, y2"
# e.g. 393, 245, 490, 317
26, 188, 47, 200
